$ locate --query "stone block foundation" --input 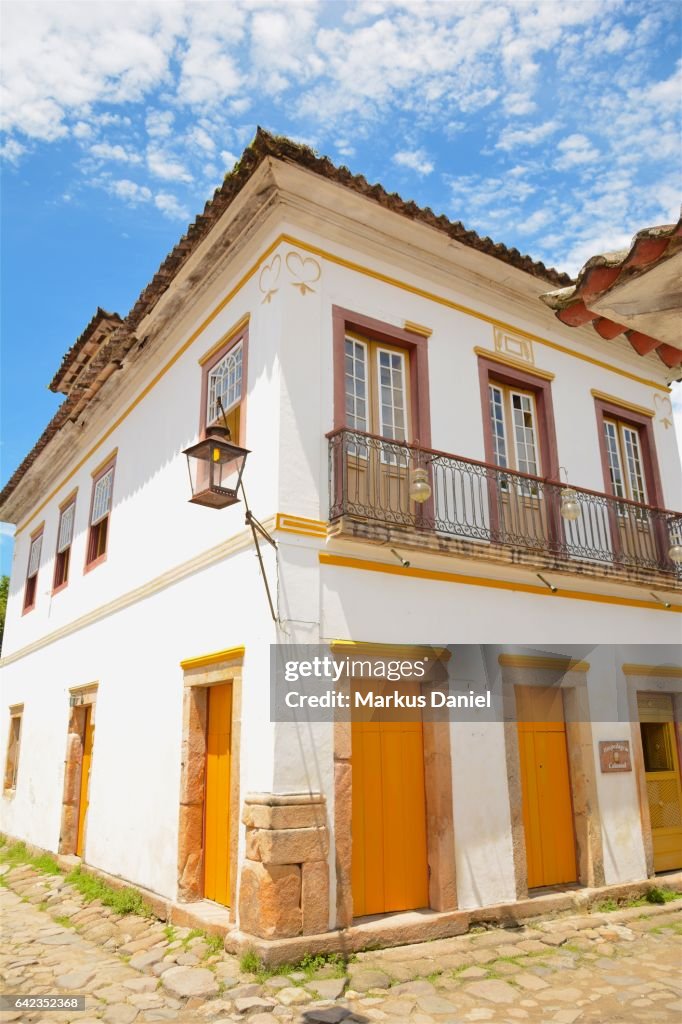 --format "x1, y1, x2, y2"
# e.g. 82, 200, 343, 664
238, 793, 329, 939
